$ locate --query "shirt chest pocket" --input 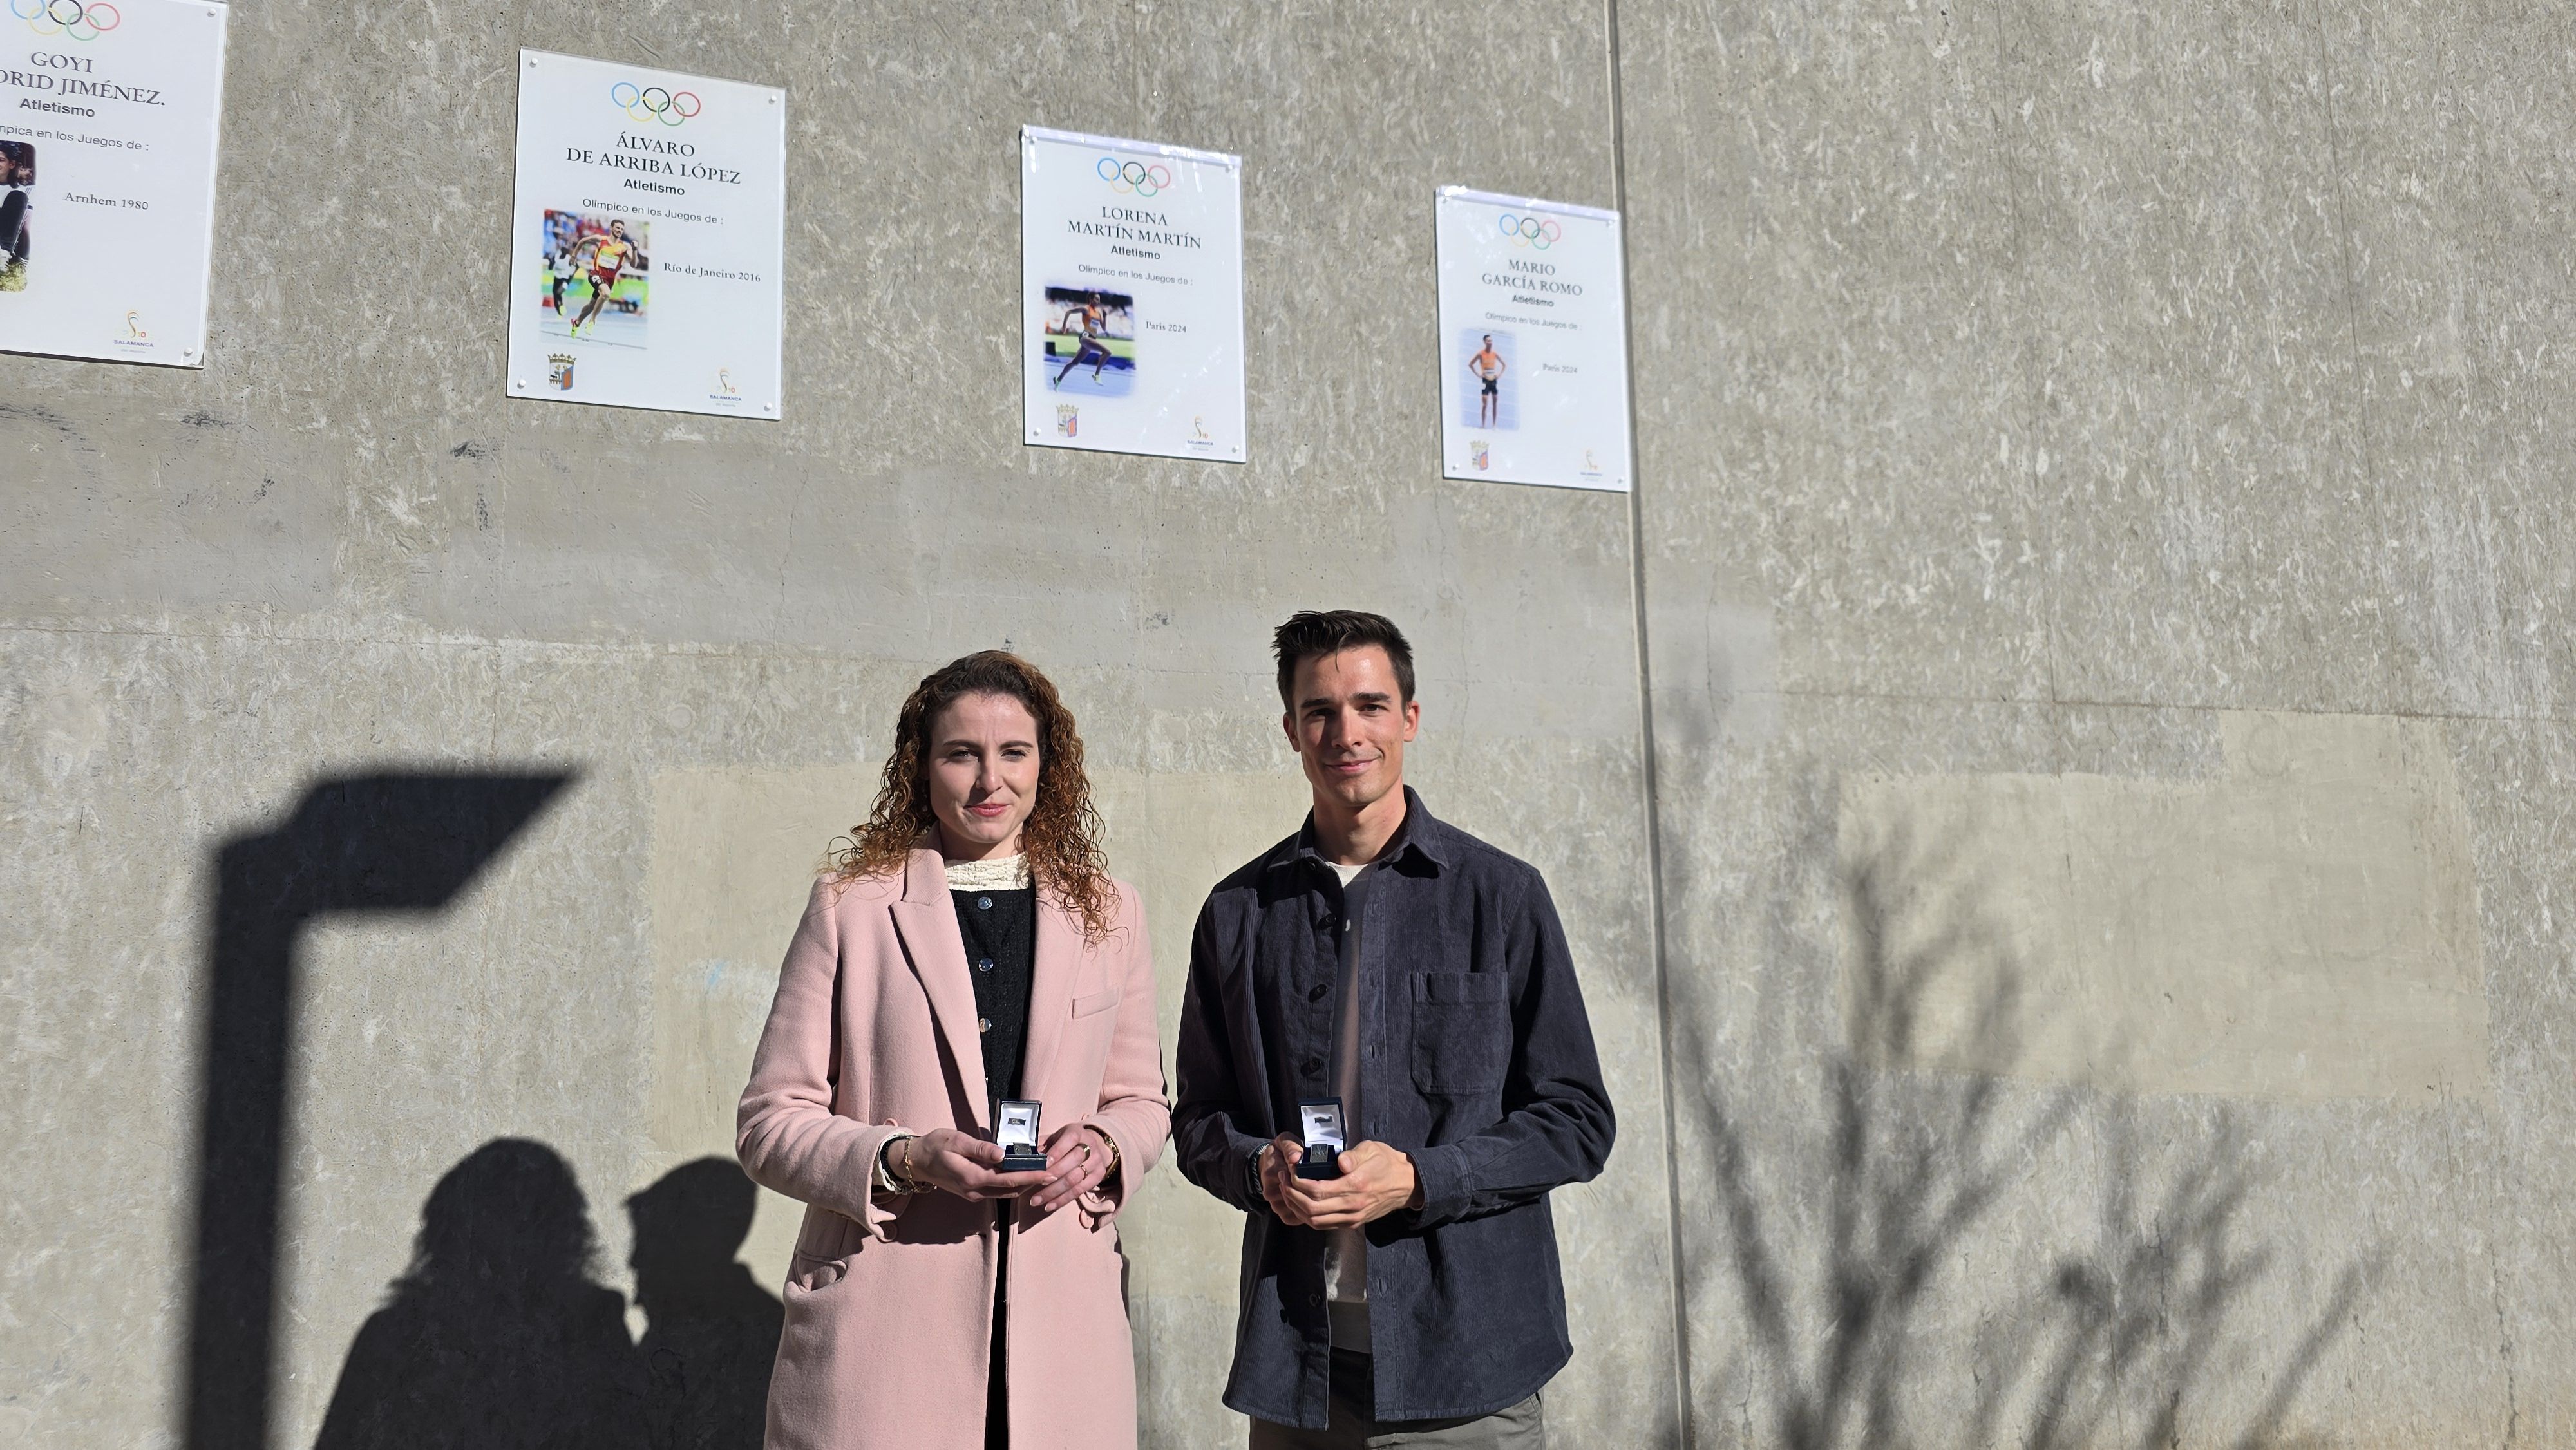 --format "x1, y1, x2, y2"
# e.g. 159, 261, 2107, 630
1410, 971, 1511, 1093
